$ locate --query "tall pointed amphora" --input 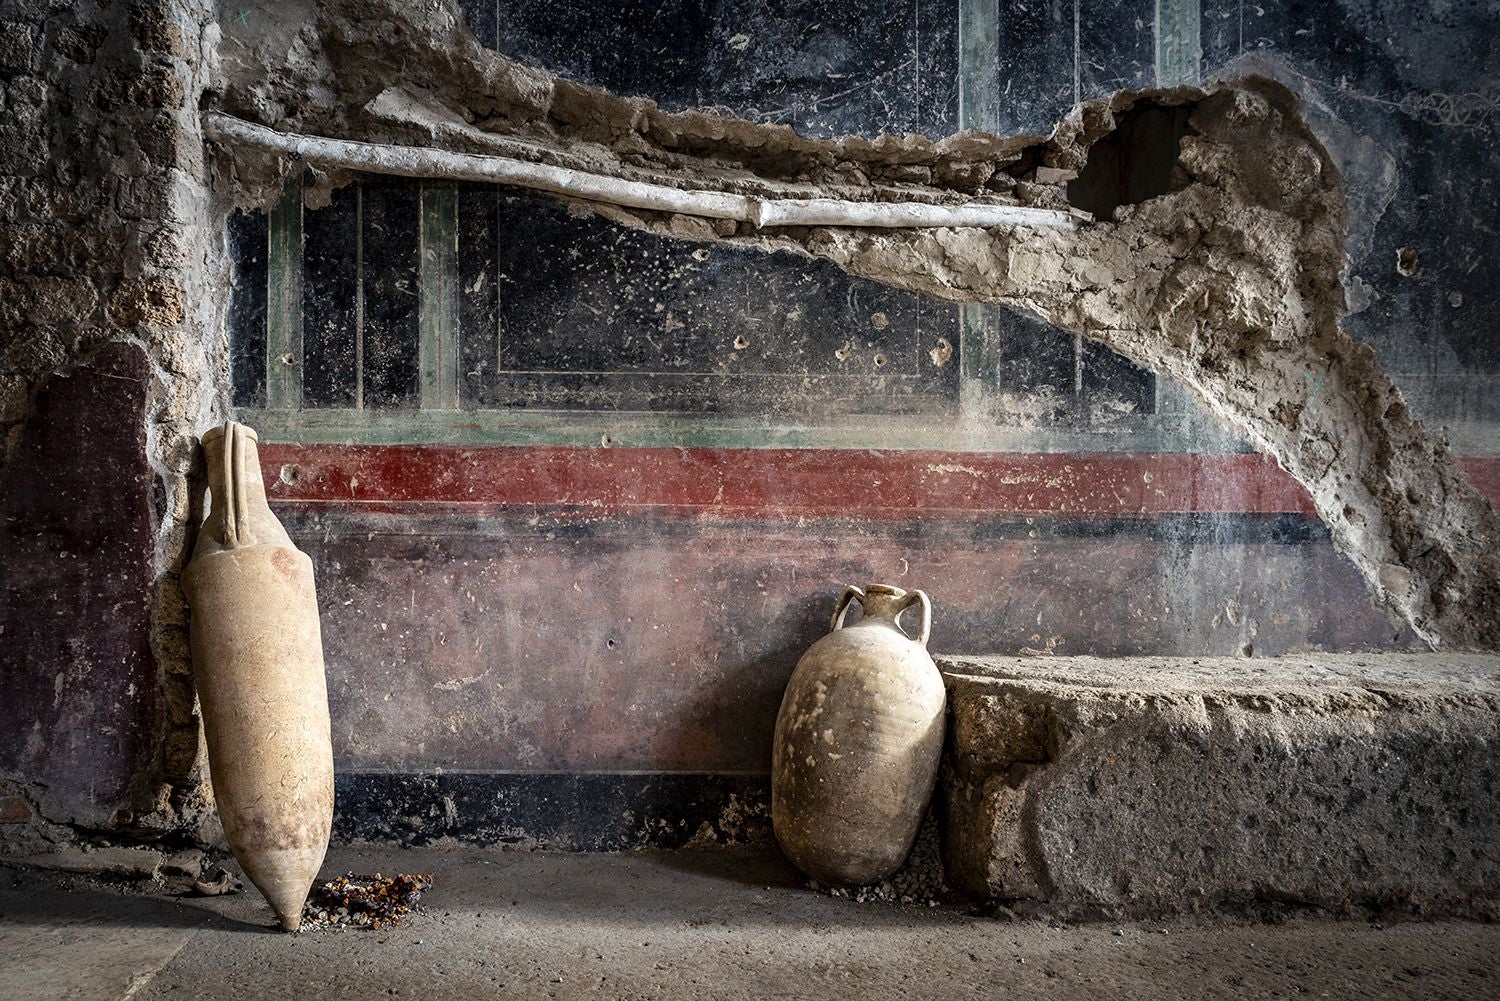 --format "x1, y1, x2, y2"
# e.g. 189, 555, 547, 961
771, 584, 946, 886
183, 422, 333, 931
